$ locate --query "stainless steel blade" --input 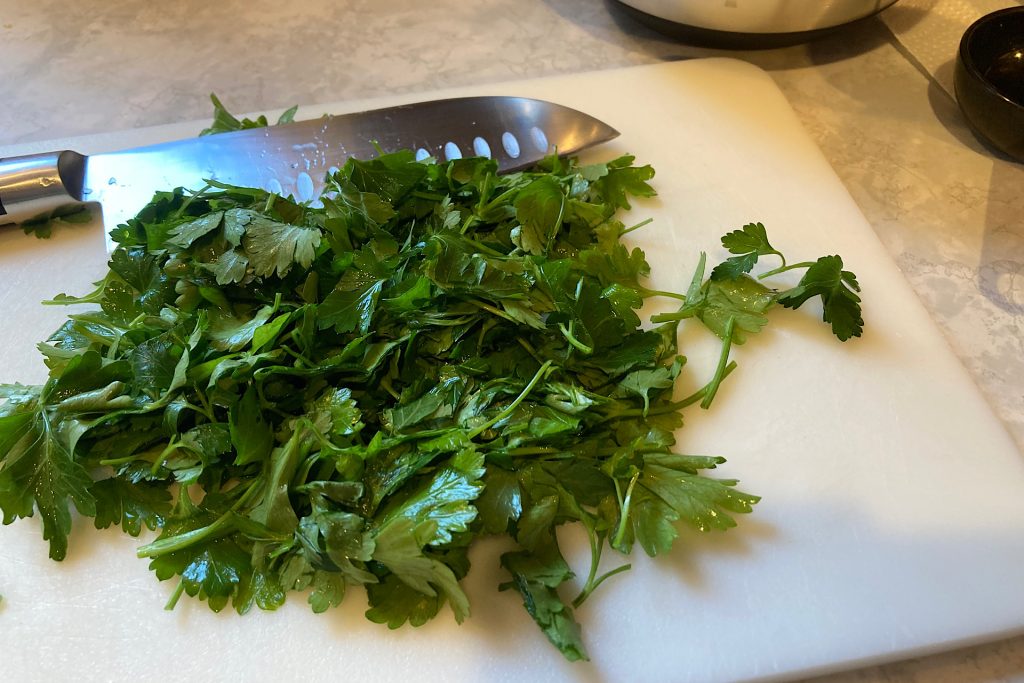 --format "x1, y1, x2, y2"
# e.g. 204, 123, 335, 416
80, 96, 618, 231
